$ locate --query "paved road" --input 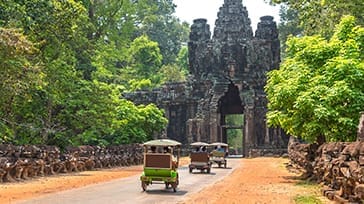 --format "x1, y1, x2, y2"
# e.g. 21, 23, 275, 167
16, 158, 240, 204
